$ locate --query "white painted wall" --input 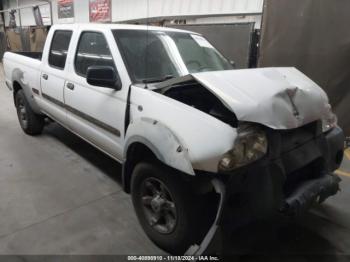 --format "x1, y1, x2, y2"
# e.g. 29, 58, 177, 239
112, 0, 263, 21
187, 15, 263, 29
2, 0, 263, 26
